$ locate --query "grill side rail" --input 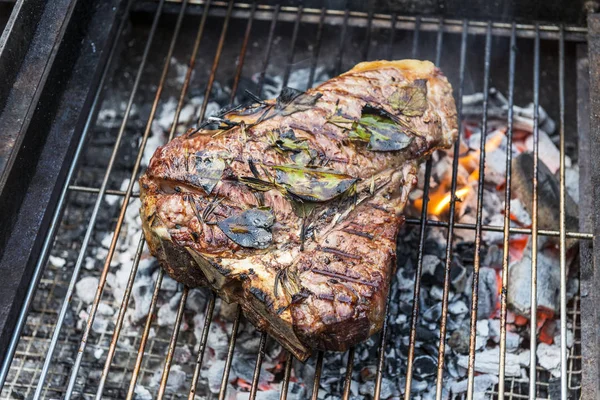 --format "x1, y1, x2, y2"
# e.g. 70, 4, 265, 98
0, 0, 127, 380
